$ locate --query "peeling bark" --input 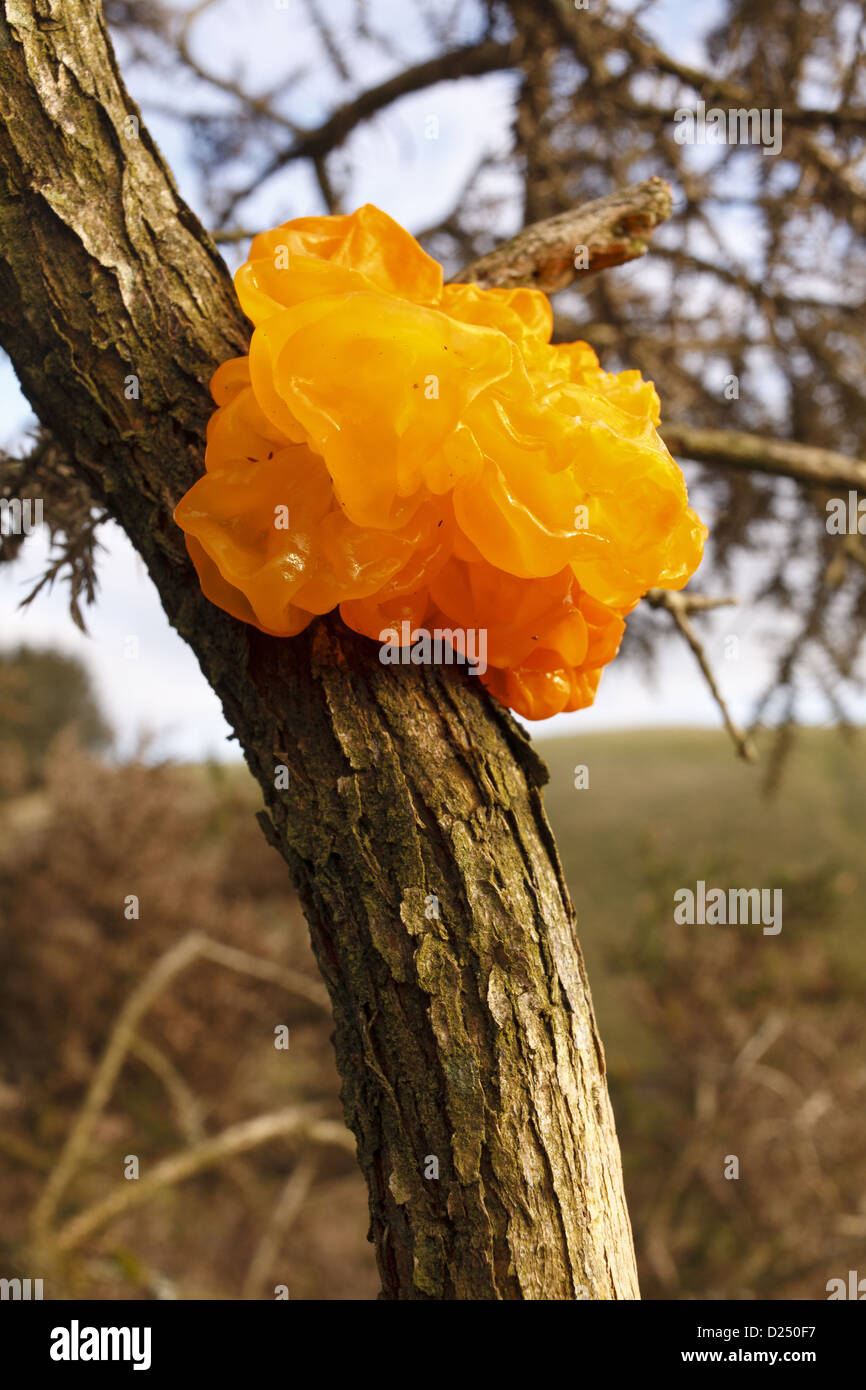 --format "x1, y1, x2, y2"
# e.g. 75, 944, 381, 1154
451, 178, 673, 290
0, 0, 640, 1298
